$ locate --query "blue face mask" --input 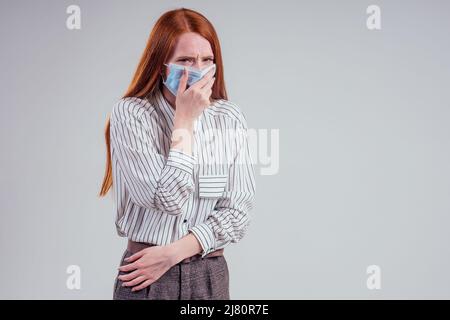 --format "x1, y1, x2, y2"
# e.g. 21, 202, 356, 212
162, 63, 216, 96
